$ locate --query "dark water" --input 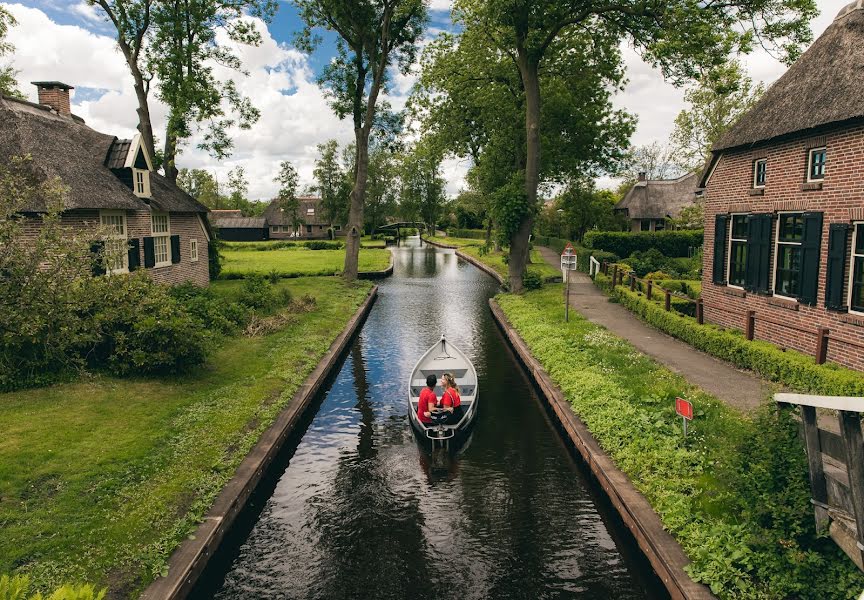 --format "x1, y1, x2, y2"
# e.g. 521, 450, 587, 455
195, 238, 665, 600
